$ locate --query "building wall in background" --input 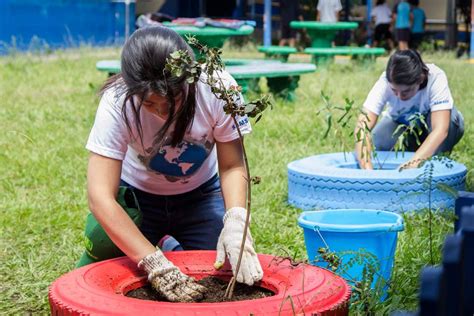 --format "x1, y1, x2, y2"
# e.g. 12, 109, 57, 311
0, 0, 135, 53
